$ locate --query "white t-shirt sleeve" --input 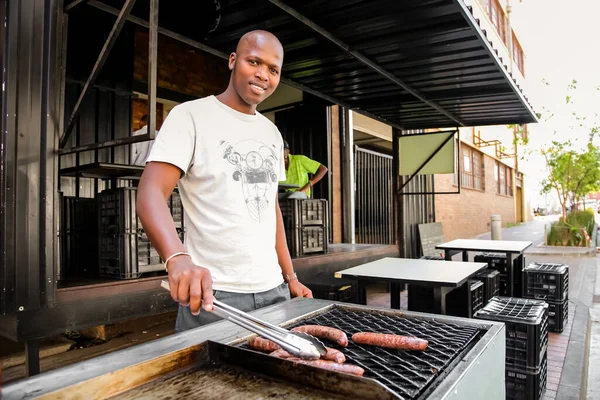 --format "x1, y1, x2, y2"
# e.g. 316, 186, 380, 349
146, 105, 195, 175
